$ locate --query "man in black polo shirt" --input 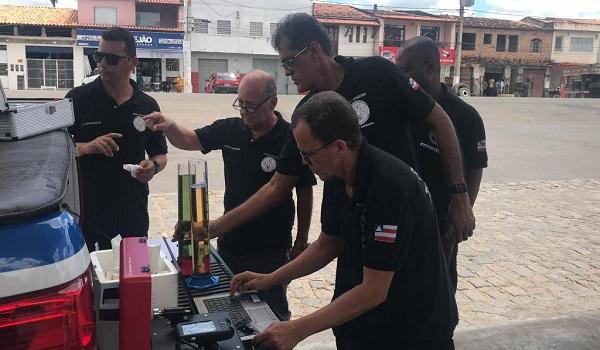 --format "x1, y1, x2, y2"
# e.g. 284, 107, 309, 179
231, 92, 457, 350
144, 70, 315, 320
67, 27, 168, 250
208, 12, 475, 252
397, 37, 488, 290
